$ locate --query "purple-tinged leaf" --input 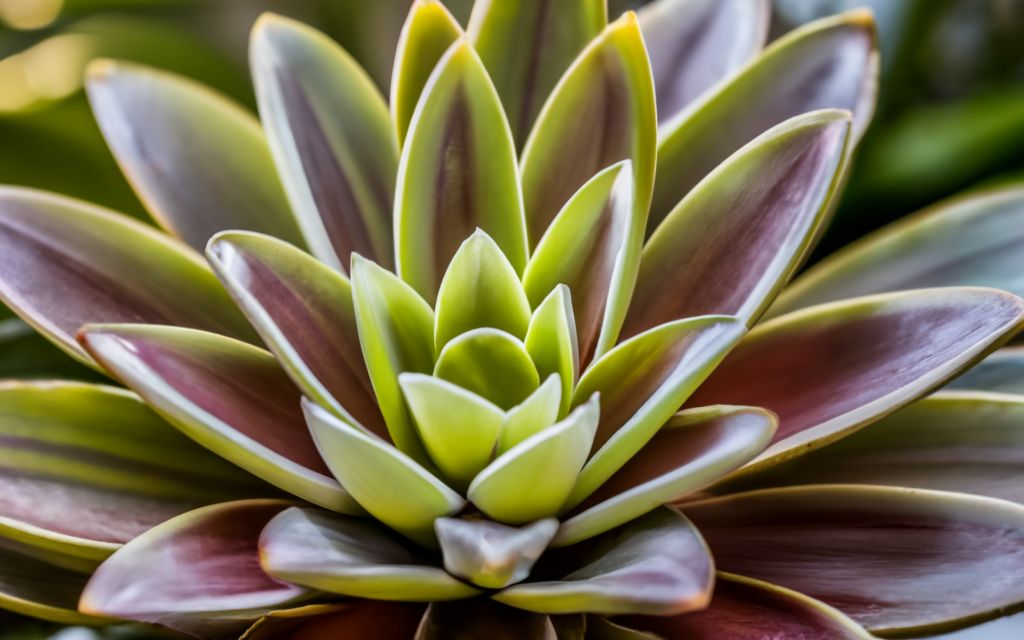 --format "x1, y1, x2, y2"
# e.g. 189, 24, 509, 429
80, 500, 308, 637
494, 507, 712, 616
243, 602, 426, 640
251, 14, 397, 270
687, 288, 1024, 482
435, 517, 557, 589
640, 0, 769, 124
207, 232, 386, 438
625, 111, 850, 337
417, 600, 556, 640
85, 61, 304, 252
0, 188, 255, 366
685, 485, 1024, 635
652, 10, 877, 230
79, 325, 356, 513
